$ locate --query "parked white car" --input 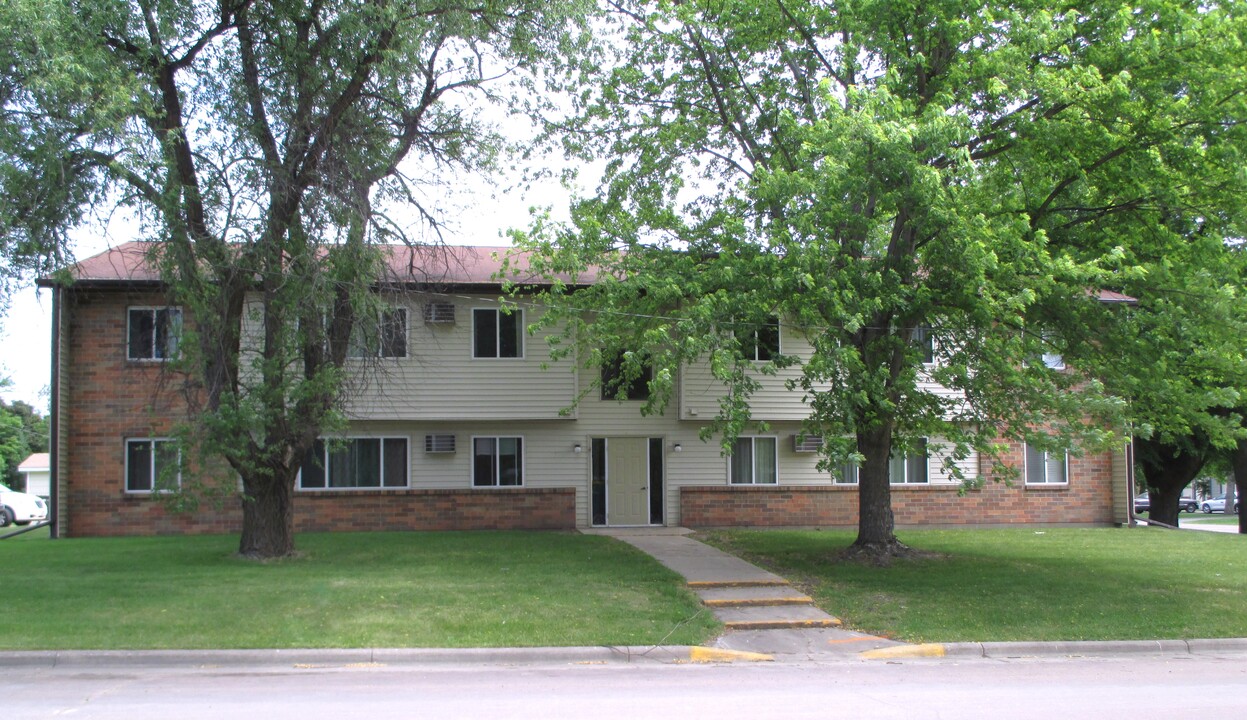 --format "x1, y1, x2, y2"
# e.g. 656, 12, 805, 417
0, 483, 49, 527
1201, 494, 1240, 514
